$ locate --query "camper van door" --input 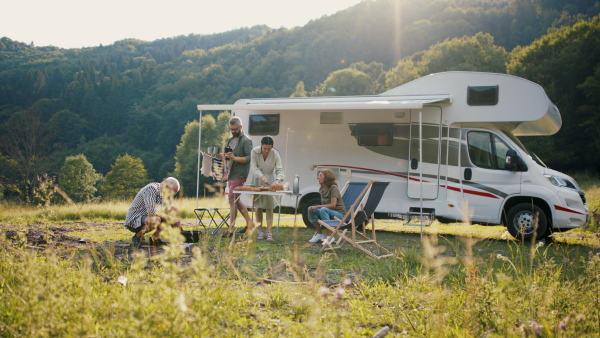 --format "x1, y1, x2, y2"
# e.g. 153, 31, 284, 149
407, 107, 442, 199
460, 128, 522, 223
